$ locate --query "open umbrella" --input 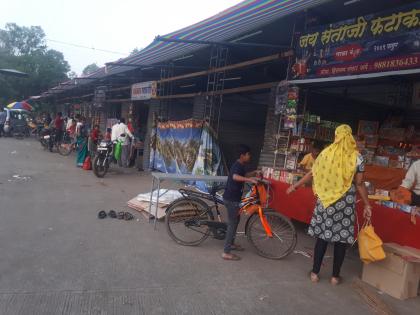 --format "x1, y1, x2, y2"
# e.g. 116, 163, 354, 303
6, 101, 33, 111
